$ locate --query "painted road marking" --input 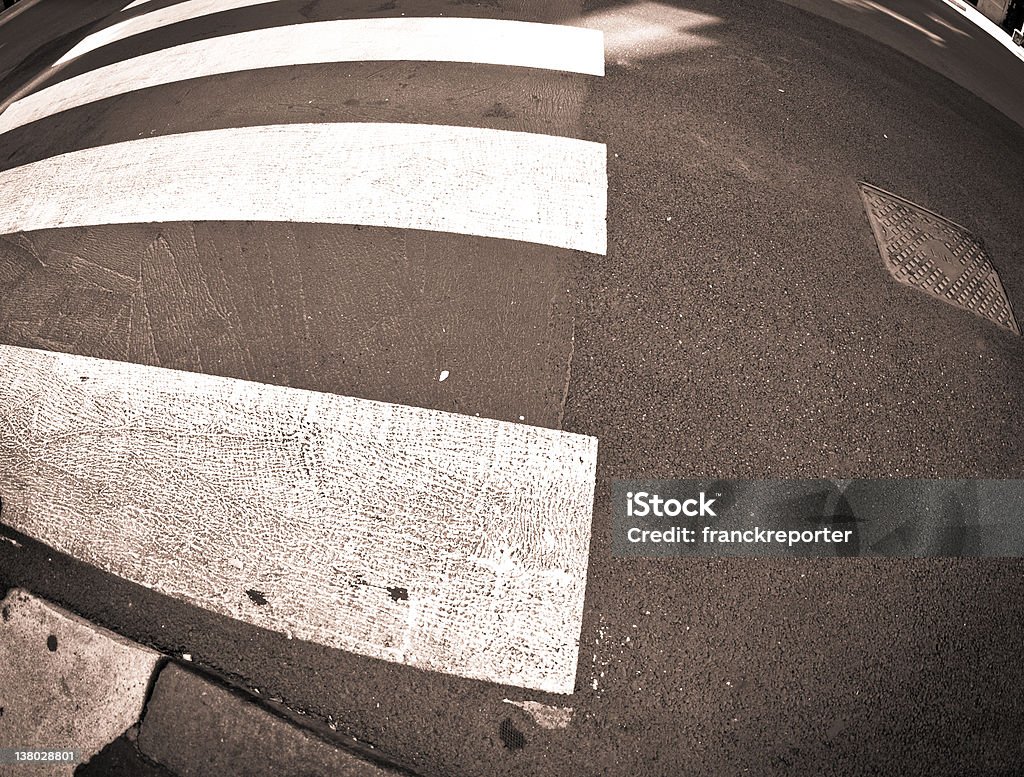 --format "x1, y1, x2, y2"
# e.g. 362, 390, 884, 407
0, 345, 598, 693
0, 123, 607, 253
55, 8, 606, 73
57, 0, 281, 65
1, 18, 603, 135
0, 589, 160, 773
